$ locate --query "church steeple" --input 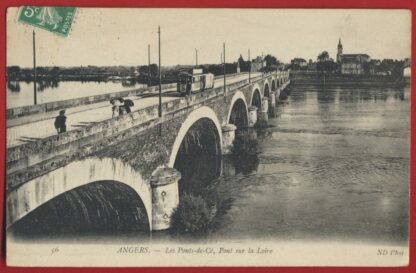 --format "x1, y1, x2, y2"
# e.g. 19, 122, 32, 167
338, 39, 343, 53
337, 38, 343, 63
